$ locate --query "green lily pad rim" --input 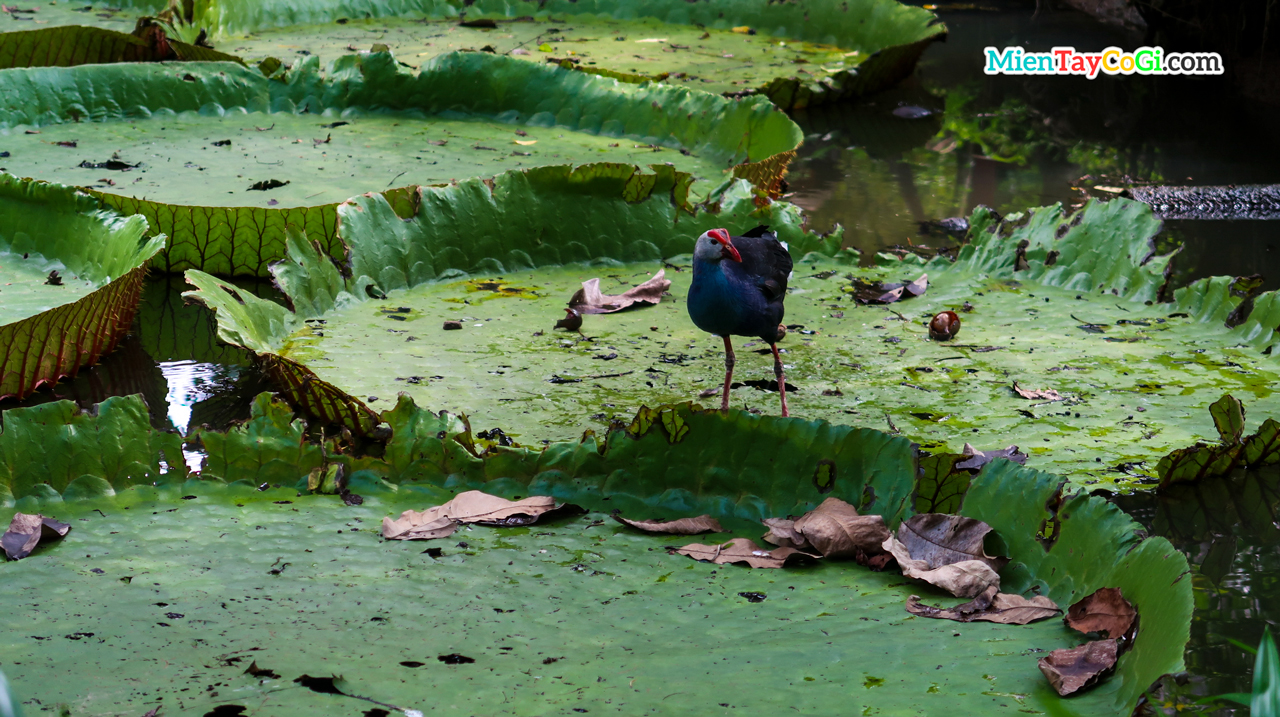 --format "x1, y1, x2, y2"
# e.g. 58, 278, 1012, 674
0, 174, 165, 400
